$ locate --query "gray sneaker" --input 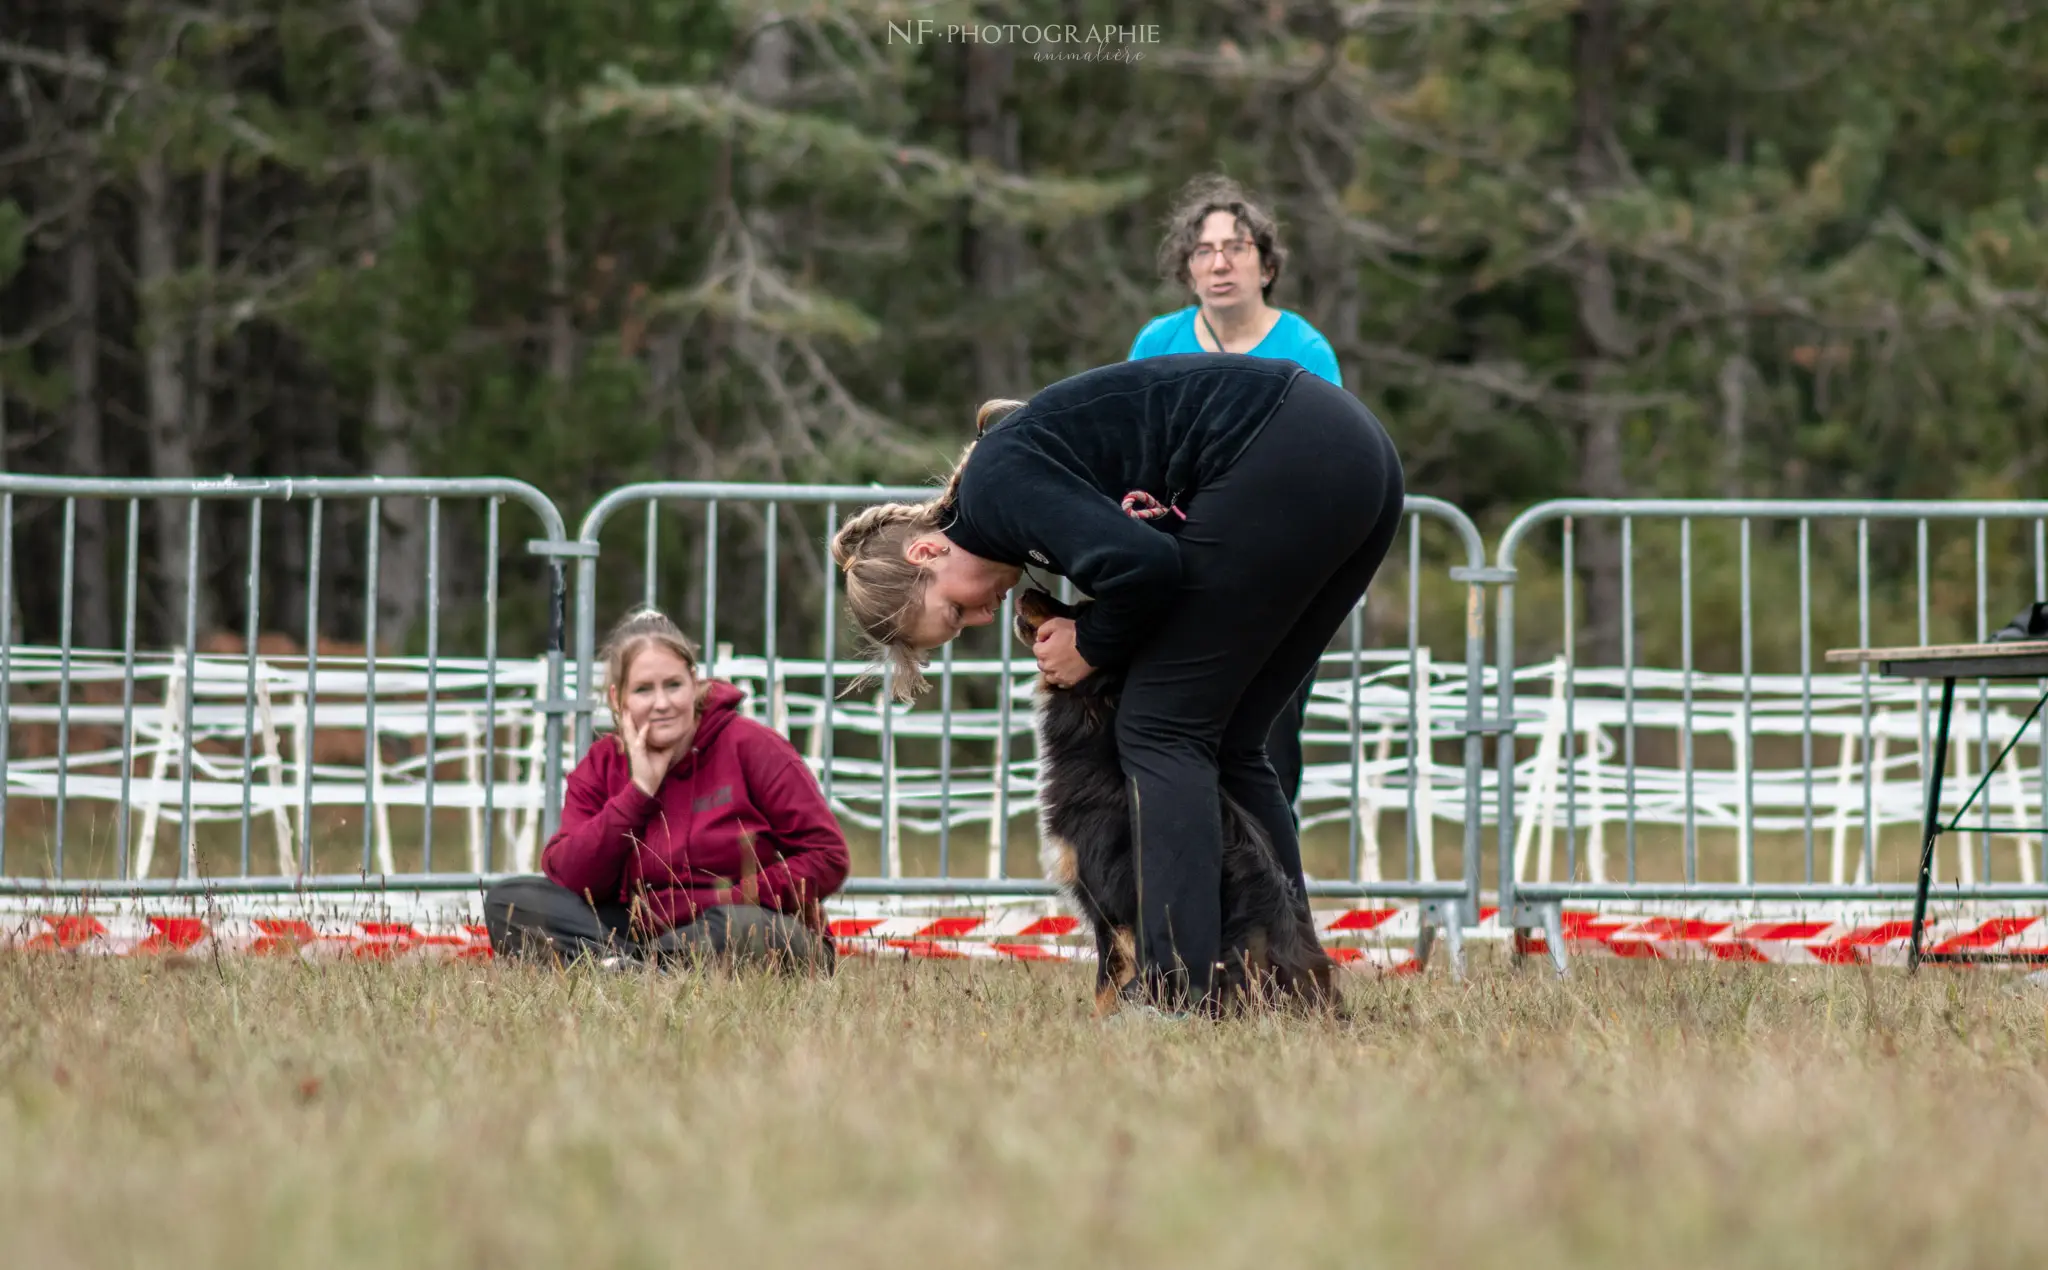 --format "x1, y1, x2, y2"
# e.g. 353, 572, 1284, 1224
1103, 977, 1197, 1026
